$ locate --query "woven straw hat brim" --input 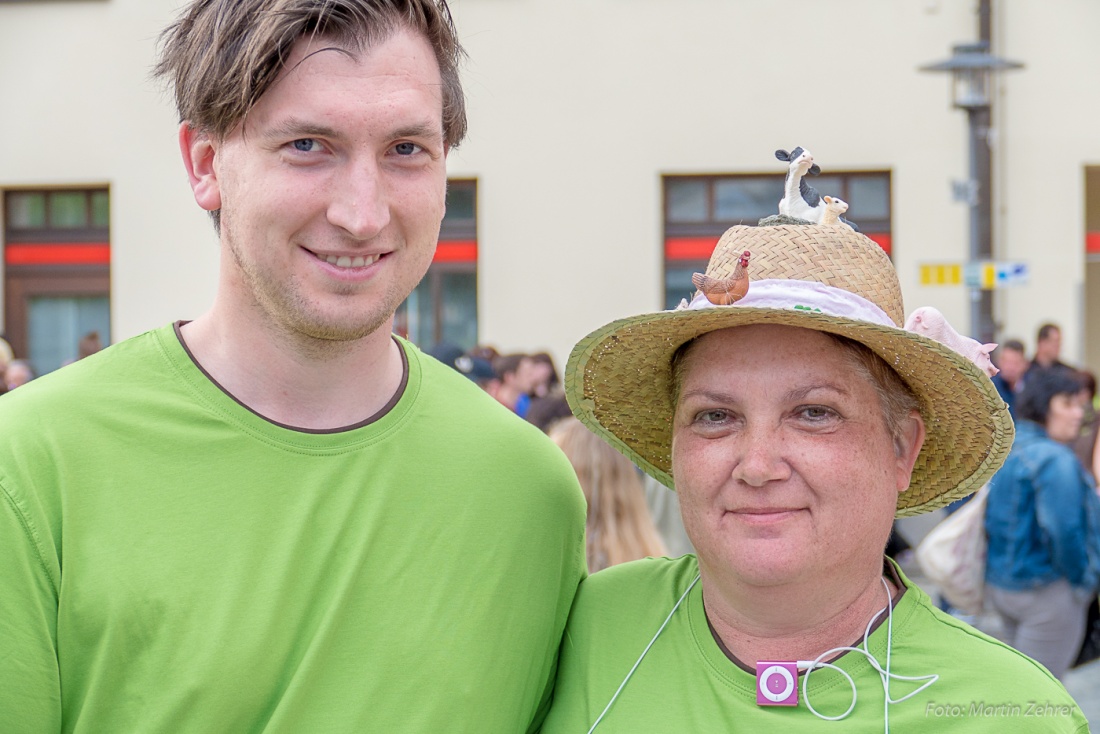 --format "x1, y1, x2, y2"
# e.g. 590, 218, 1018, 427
565, 304, 1014, 518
